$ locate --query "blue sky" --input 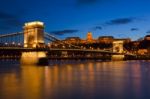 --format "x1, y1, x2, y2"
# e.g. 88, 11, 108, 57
0, 0, 150, 40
